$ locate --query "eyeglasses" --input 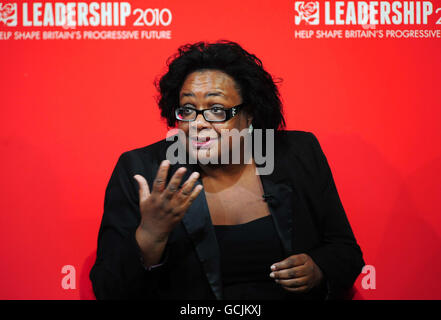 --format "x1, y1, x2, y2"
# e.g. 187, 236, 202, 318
175, 103, 245, 122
